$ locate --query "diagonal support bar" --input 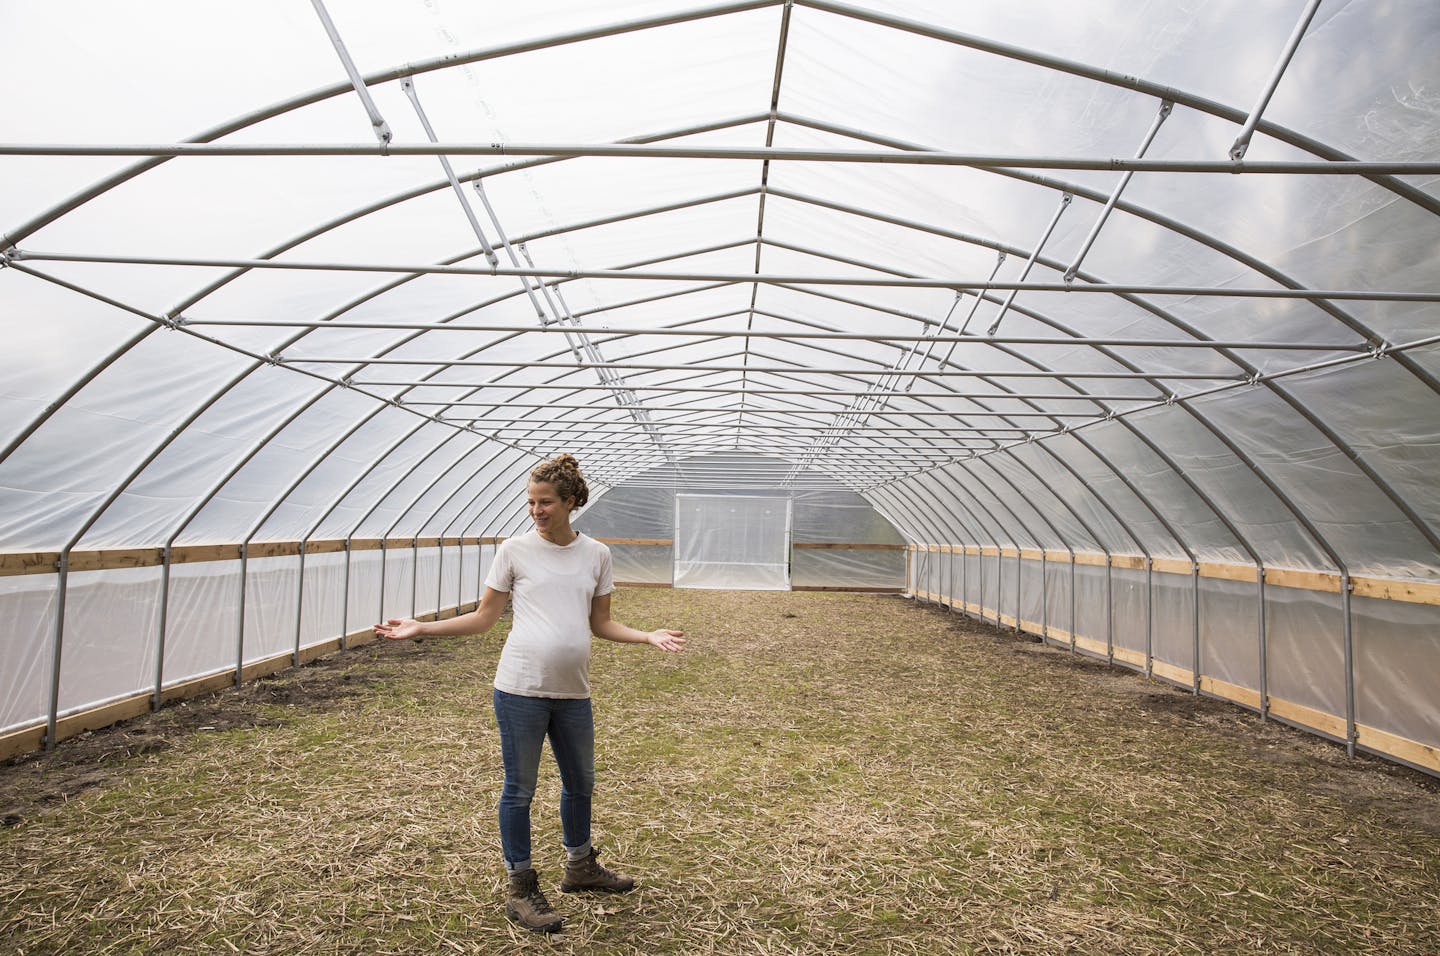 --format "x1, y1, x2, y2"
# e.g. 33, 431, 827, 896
987, 193, 1071, 335
1230, 0, 1324, 160
308, 0, 393, 148
400, 78, 498, 266
1066, 101, 1172, 281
